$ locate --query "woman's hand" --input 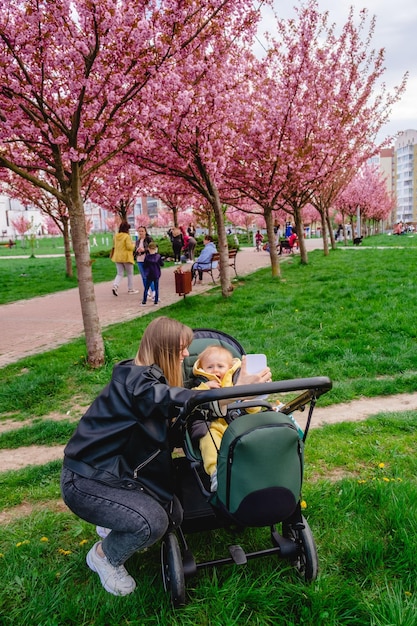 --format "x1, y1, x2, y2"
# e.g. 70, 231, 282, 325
217, 356, 272, 409
235, 355, 271, 386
